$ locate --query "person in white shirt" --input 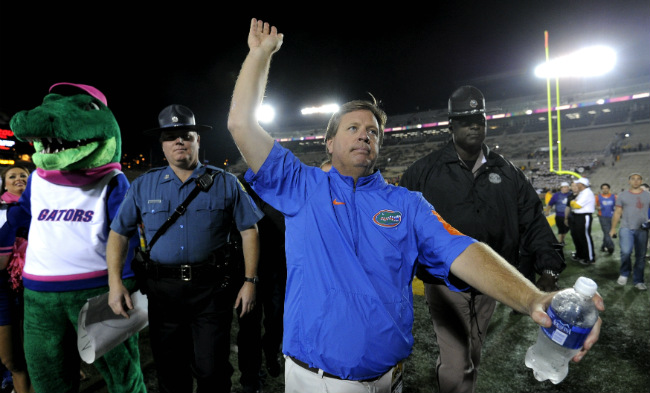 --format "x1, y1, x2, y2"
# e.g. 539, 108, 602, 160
569, 177, 596, 264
